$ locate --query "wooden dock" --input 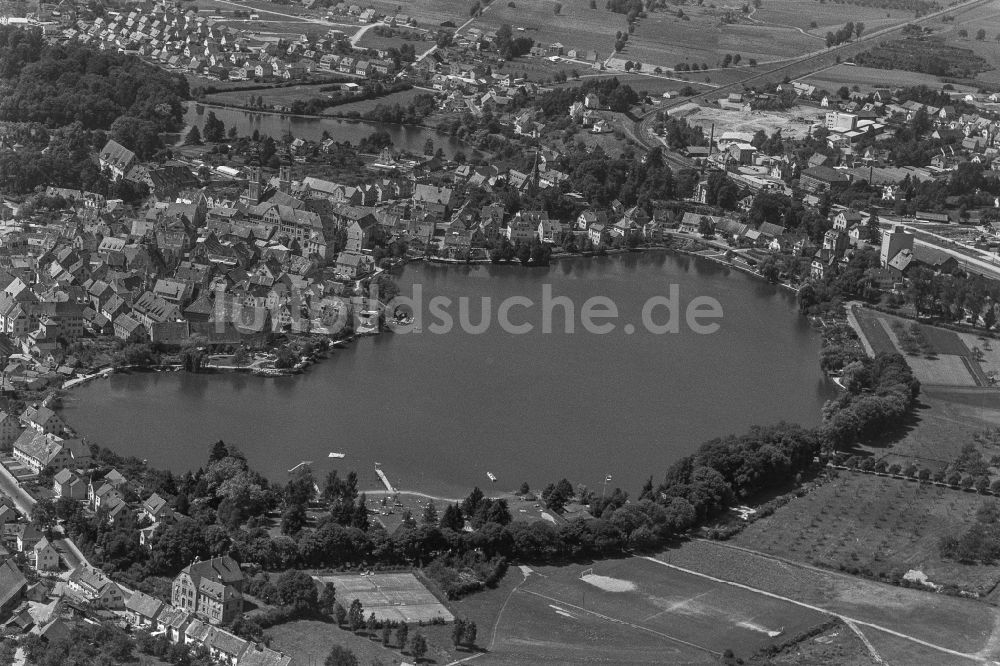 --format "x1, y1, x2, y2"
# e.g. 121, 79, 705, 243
375, 467, 395, 493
